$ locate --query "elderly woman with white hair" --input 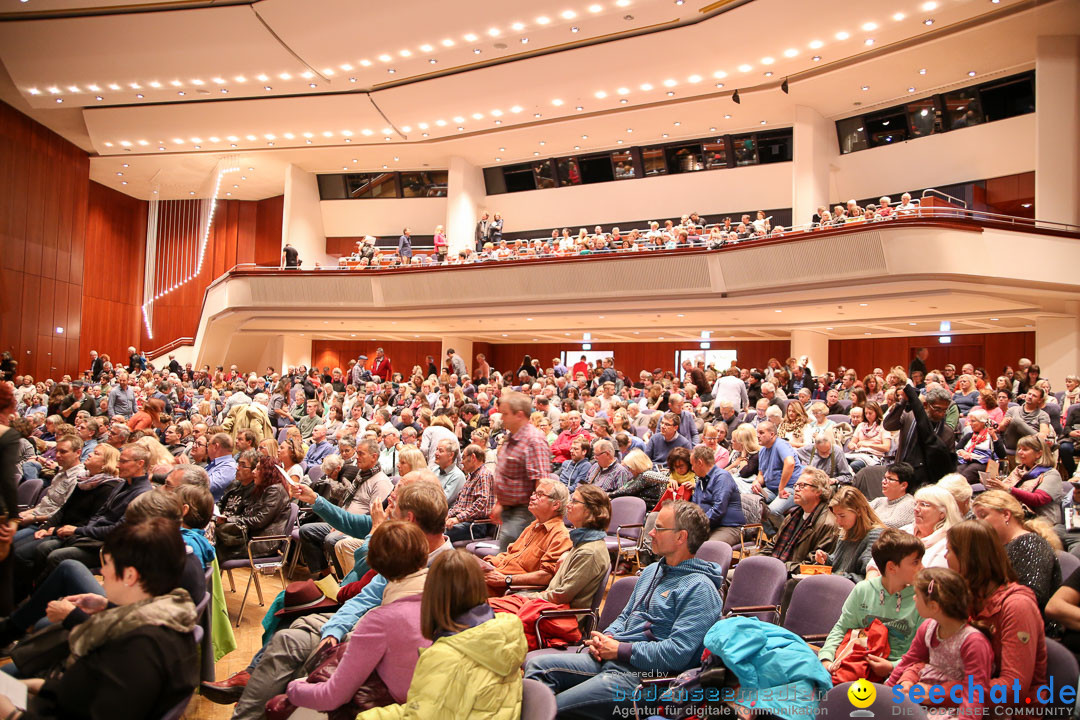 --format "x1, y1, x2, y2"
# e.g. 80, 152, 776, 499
956, 407, 1004, 483
866, 484, 962, 578
936, 473, 974, 519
